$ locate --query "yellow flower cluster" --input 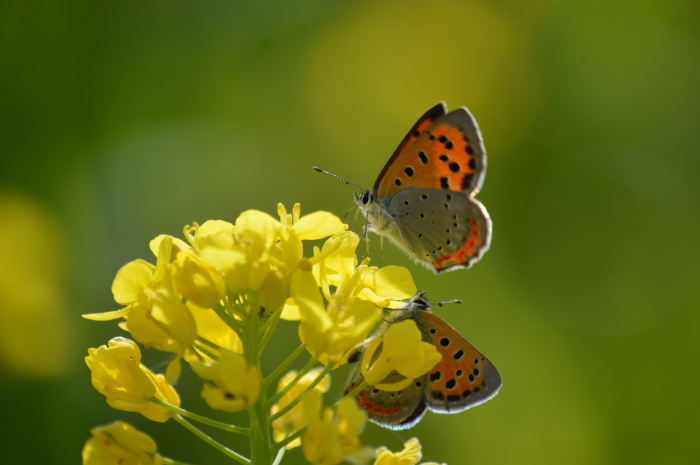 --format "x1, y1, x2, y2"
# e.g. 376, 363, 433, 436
82, 421, 162, 465
374, 438, 446, 465
82, 204, 447, 465
86, 337, 179, 422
